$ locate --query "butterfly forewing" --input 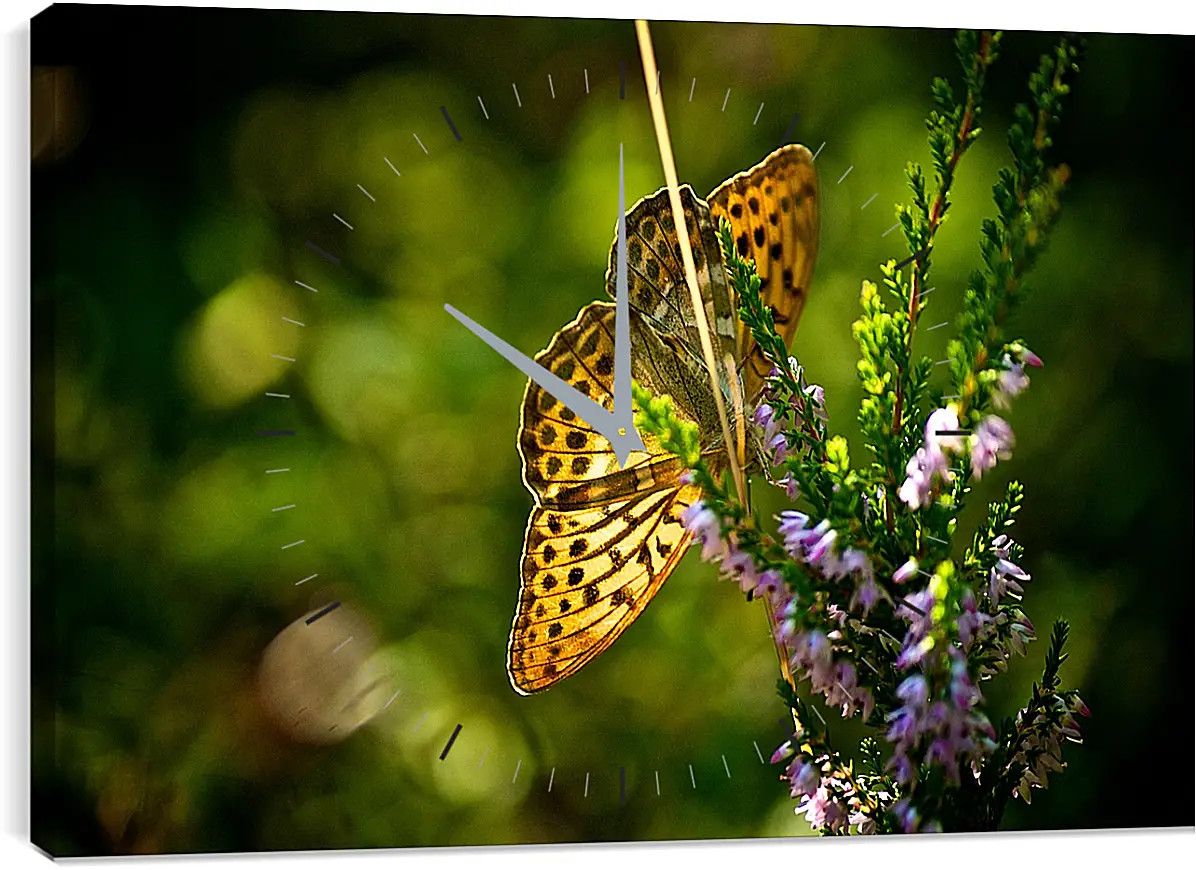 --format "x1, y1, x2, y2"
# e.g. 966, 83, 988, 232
707, 144, 820, 400
513, 302, 710, 693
